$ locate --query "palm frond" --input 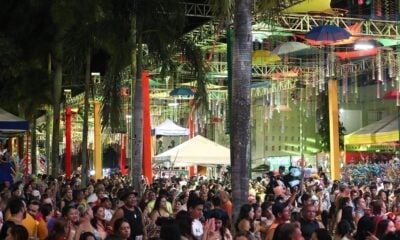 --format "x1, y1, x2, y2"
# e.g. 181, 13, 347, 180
100, 44, 131, 131
208, 0, 233, 20
180, 39, 208, 112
